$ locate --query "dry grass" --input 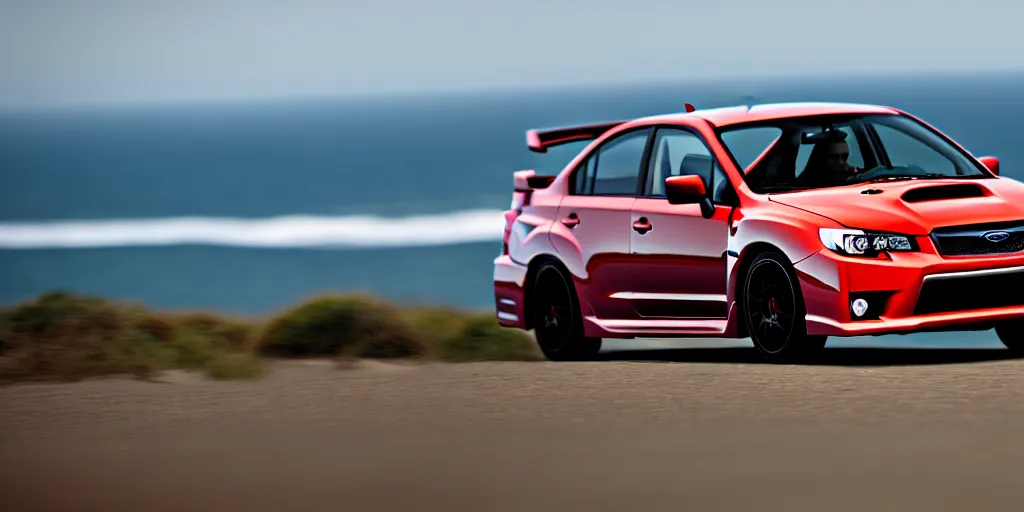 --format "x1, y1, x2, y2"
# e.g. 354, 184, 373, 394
0, 291, 539, 383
